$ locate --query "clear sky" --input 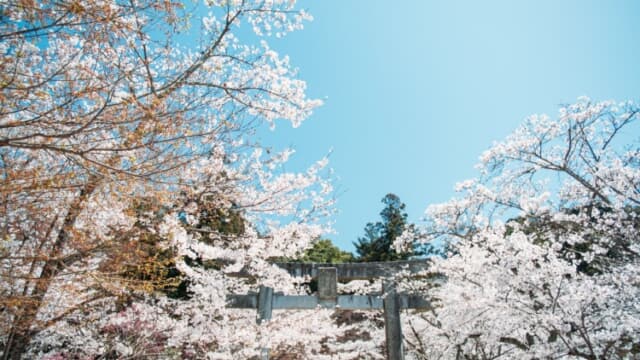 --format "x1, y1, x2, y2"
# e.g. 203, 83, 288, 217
257, 0, 640, 252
